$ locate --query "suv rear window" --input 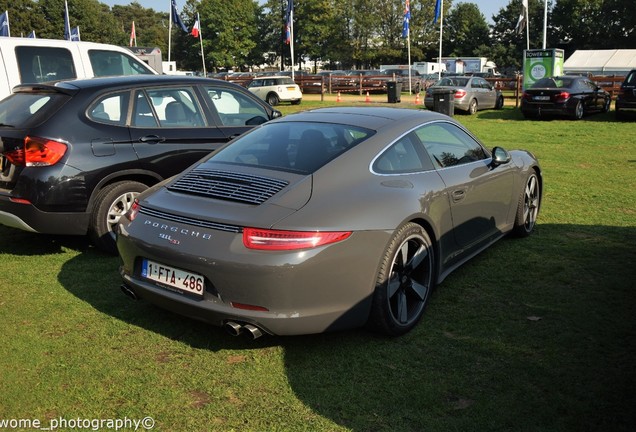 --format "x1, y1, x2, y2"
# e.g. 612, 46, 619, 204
16, 46, 76, 84
0, 92, 67, 128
